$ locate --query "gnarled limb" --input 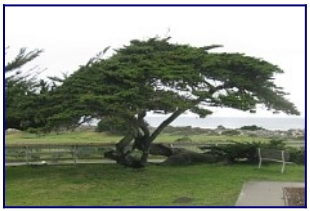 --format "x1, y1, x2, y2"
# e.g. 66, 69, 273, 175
132, 110, 150, 151
106, 111, 150, 168
139, 108, 186, 164
115, 128, 136, 154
